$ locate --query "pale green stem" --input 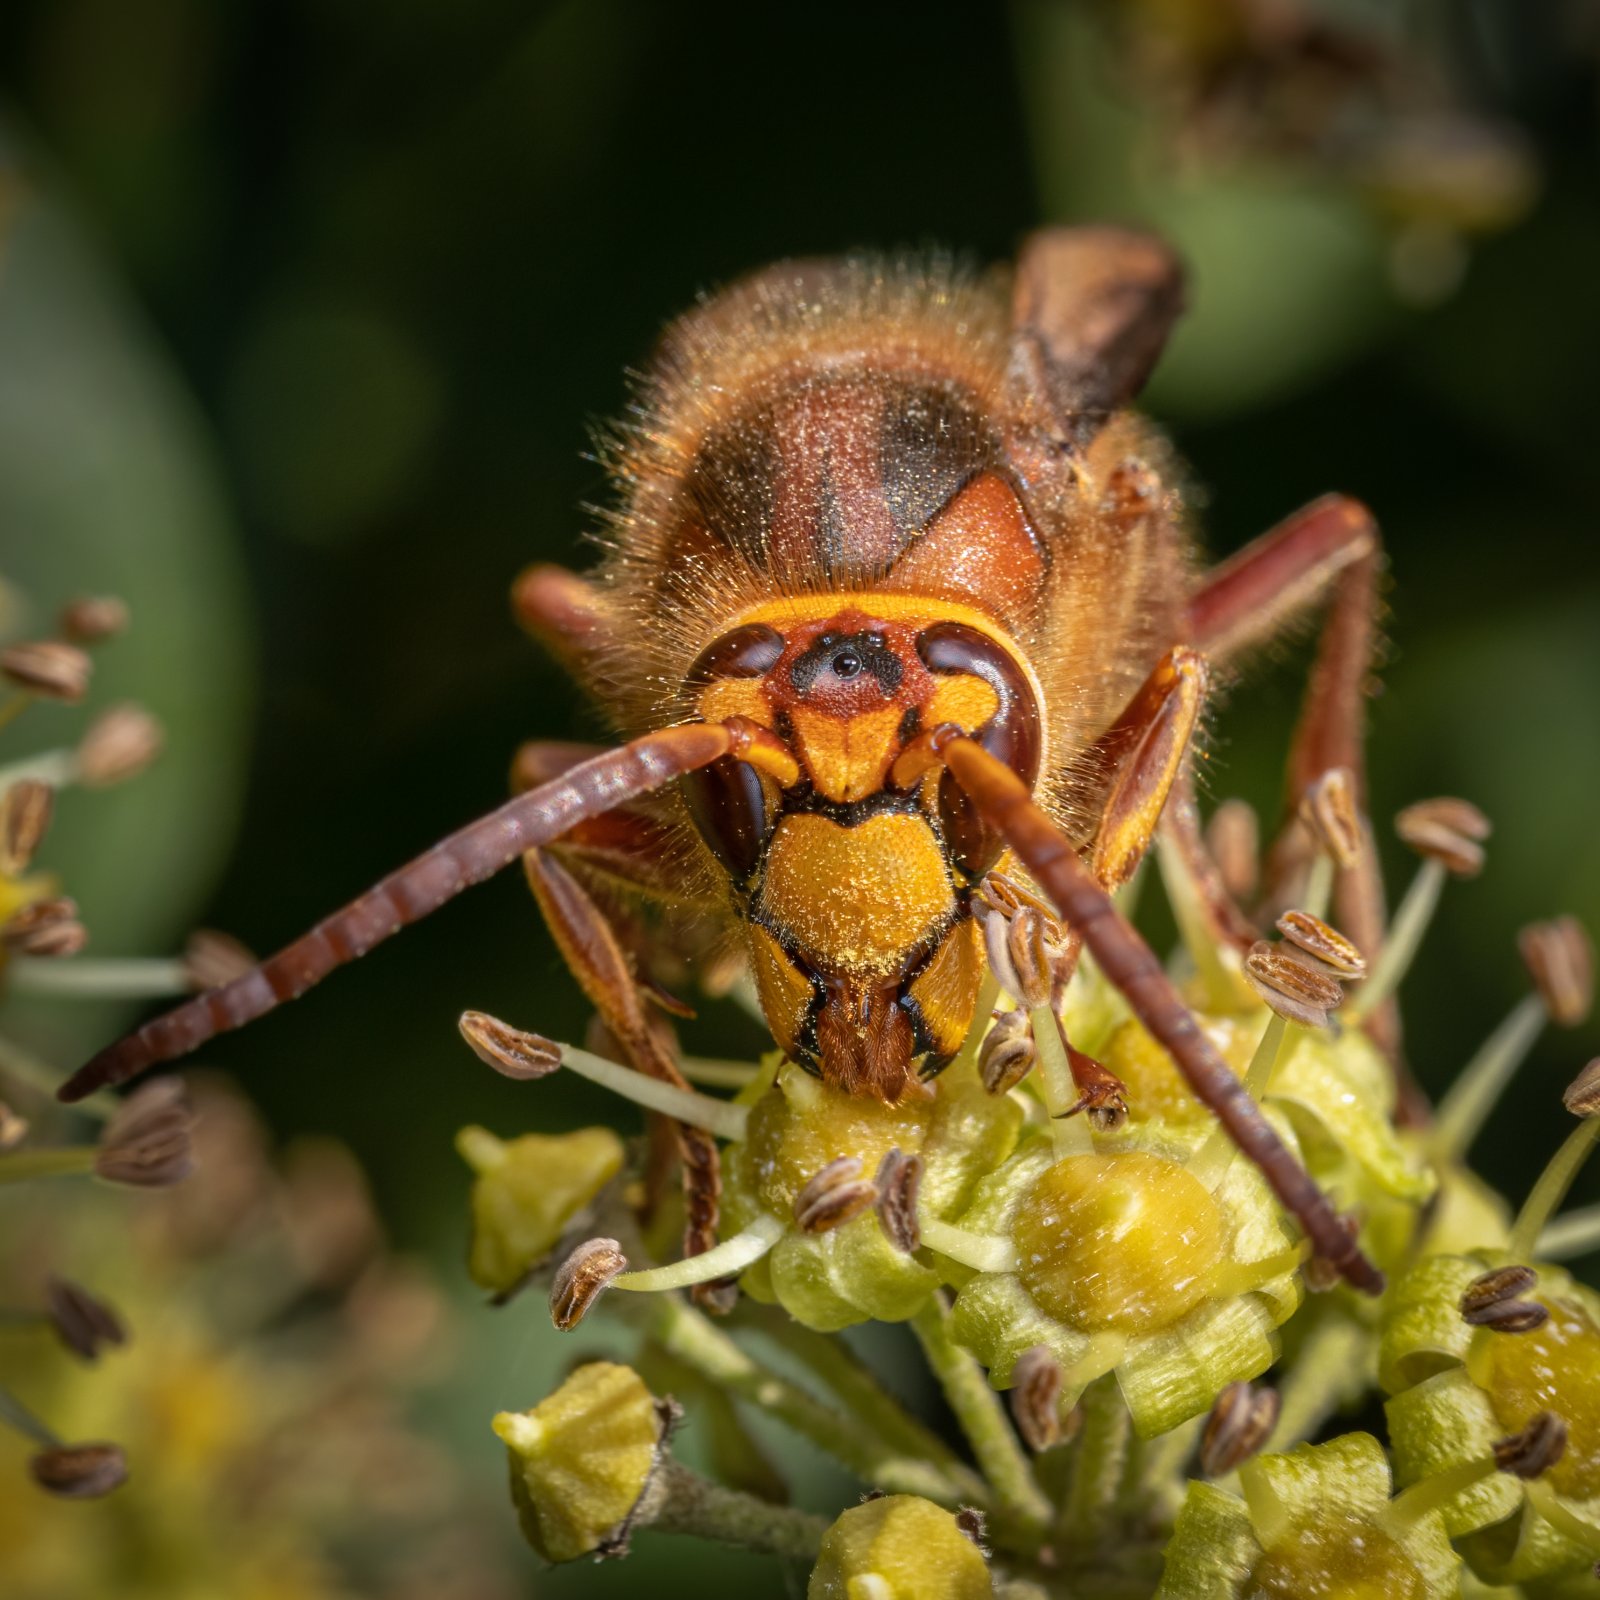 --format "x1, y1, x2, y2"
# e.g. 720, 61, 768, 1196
677, 1056, 759, 1089
1239, 1458, 1292, 1549
0, 1145, 94, 1184
1380, 1457, 1494, 1539
555, 1041, 749, 1142
613, 1215, 784, 1292
1431, 993, 1547, 1159
1266, 1315, 1371, 1453
1062, 1373, 1131, 1545
648, 1297, 975, 1508
1028, 1002, 1093, 1157
1527, 1479, 1600, 1546
1347, 858, 1446, 1022
1302, 852, 1335, 921
1511, 1116, 1600, 1262
919, 1217, 1019, 1274
1188, 1014, 1288, 1191
8, 957, 190, 1000
0, 692, 34, 735
0, 1034, 116, 1119
1156, 831, 1246, 1011
1538, 1202, 1600, 1261
746, 1308, 989, 1500
0, 747, 77, 790
649, 1459, 828, 1560
0, 1385, 59, 1447
910, 1298, 1053, 1535
1135, 1414, 1202, 1500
